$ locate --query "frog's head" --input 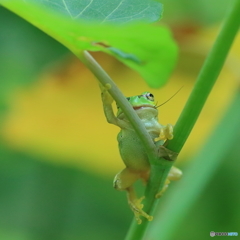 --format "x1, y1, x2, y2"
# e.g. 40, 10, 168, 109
117, 92, 156, 116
